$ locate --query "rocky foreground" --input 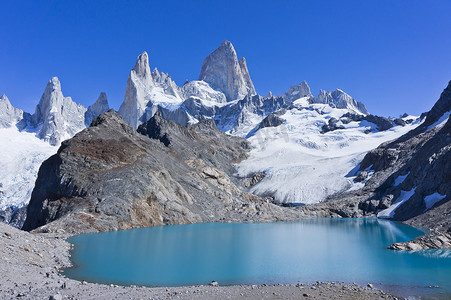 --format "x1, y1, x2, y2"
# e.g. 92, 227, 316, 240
0, 222, 401, 300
